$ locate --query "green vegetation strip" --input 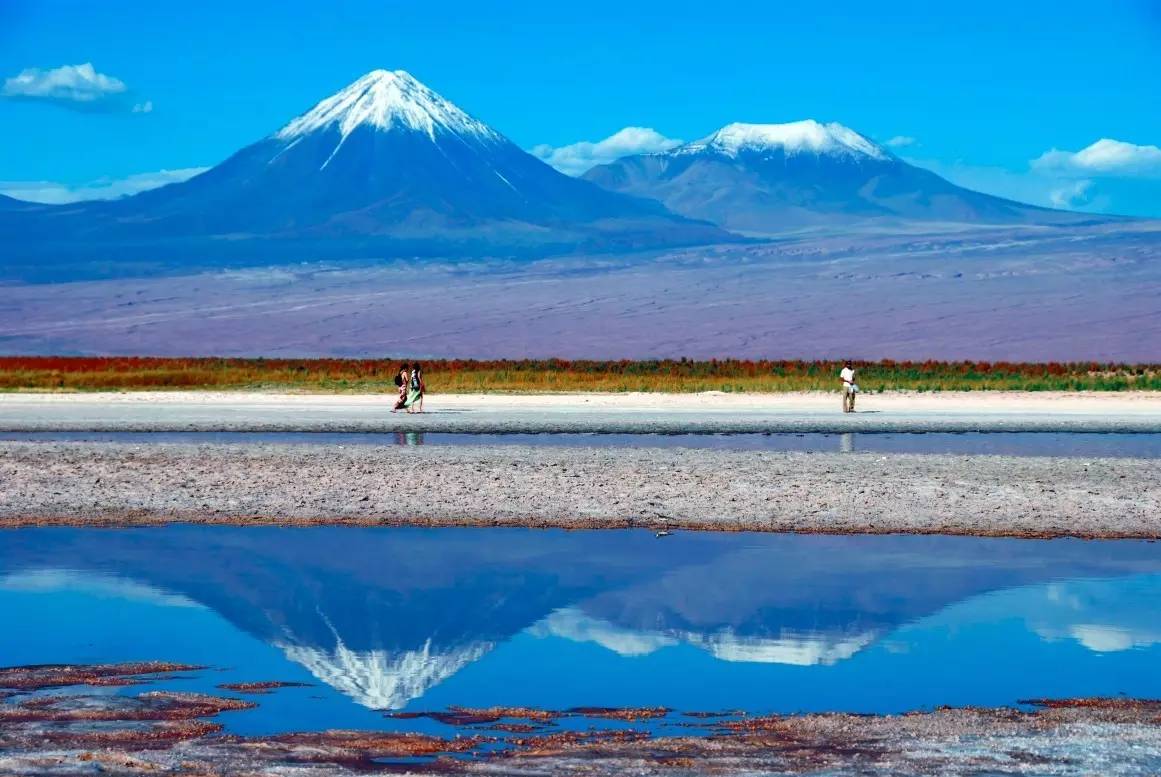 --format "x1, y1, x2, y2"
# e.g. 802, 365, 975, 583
1, 357, 1158, 393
